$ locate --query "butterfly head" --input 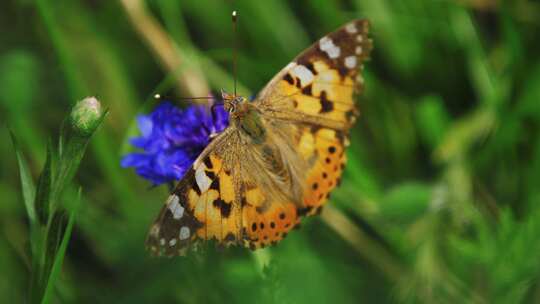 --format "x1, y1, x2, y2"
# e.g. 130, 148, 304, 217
221, 89, 266, 143
221, 90, 249, 118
